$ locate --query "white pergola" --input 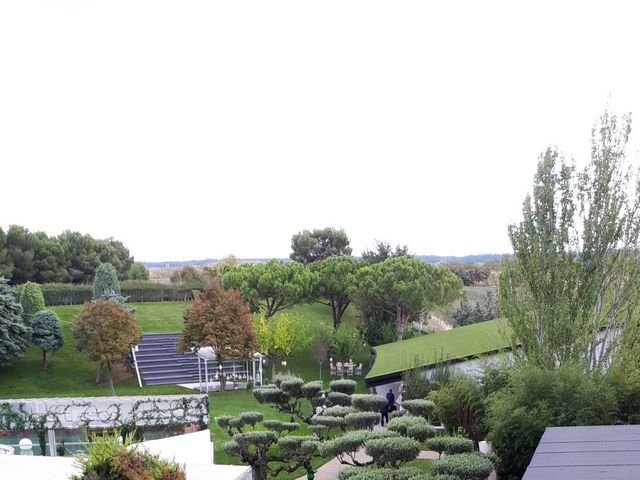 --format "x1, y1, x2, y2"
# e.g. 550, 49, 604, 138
196, 348, 265, 393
